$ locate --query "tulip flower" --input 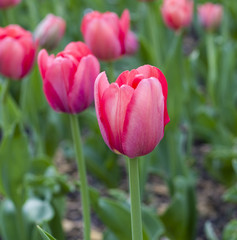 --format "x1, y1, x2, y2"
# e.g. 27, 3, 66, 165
34, 14, 66, 51
0, 25, 36, 80
161, 0, 193, 31
198, 3, 223, 31
38, 41, 100, 114
0, 0, 20, 8
95, 64, 169, 159
81, 9, 138, 61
